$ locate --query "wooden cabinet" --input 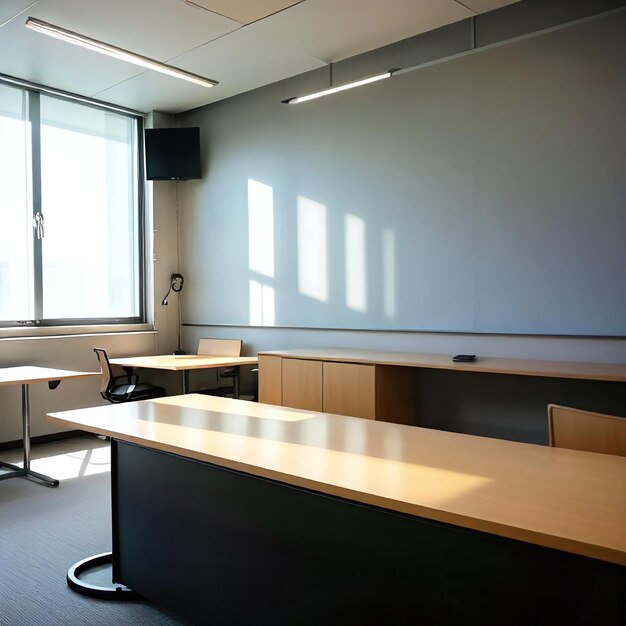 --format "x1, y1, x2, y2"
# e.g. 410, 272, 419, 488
282, 359, 323, 411
323, 362, 376, 419
258, 355, 282, 405
259, 355, 416, 424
